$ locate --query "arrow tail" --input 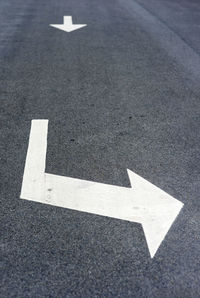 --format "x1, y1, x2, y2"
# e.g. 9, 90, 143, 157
20, 120, 48, 201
